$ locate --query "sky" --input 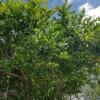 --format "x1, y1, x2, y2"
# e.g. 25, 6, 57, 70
49, 0, 100, 18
